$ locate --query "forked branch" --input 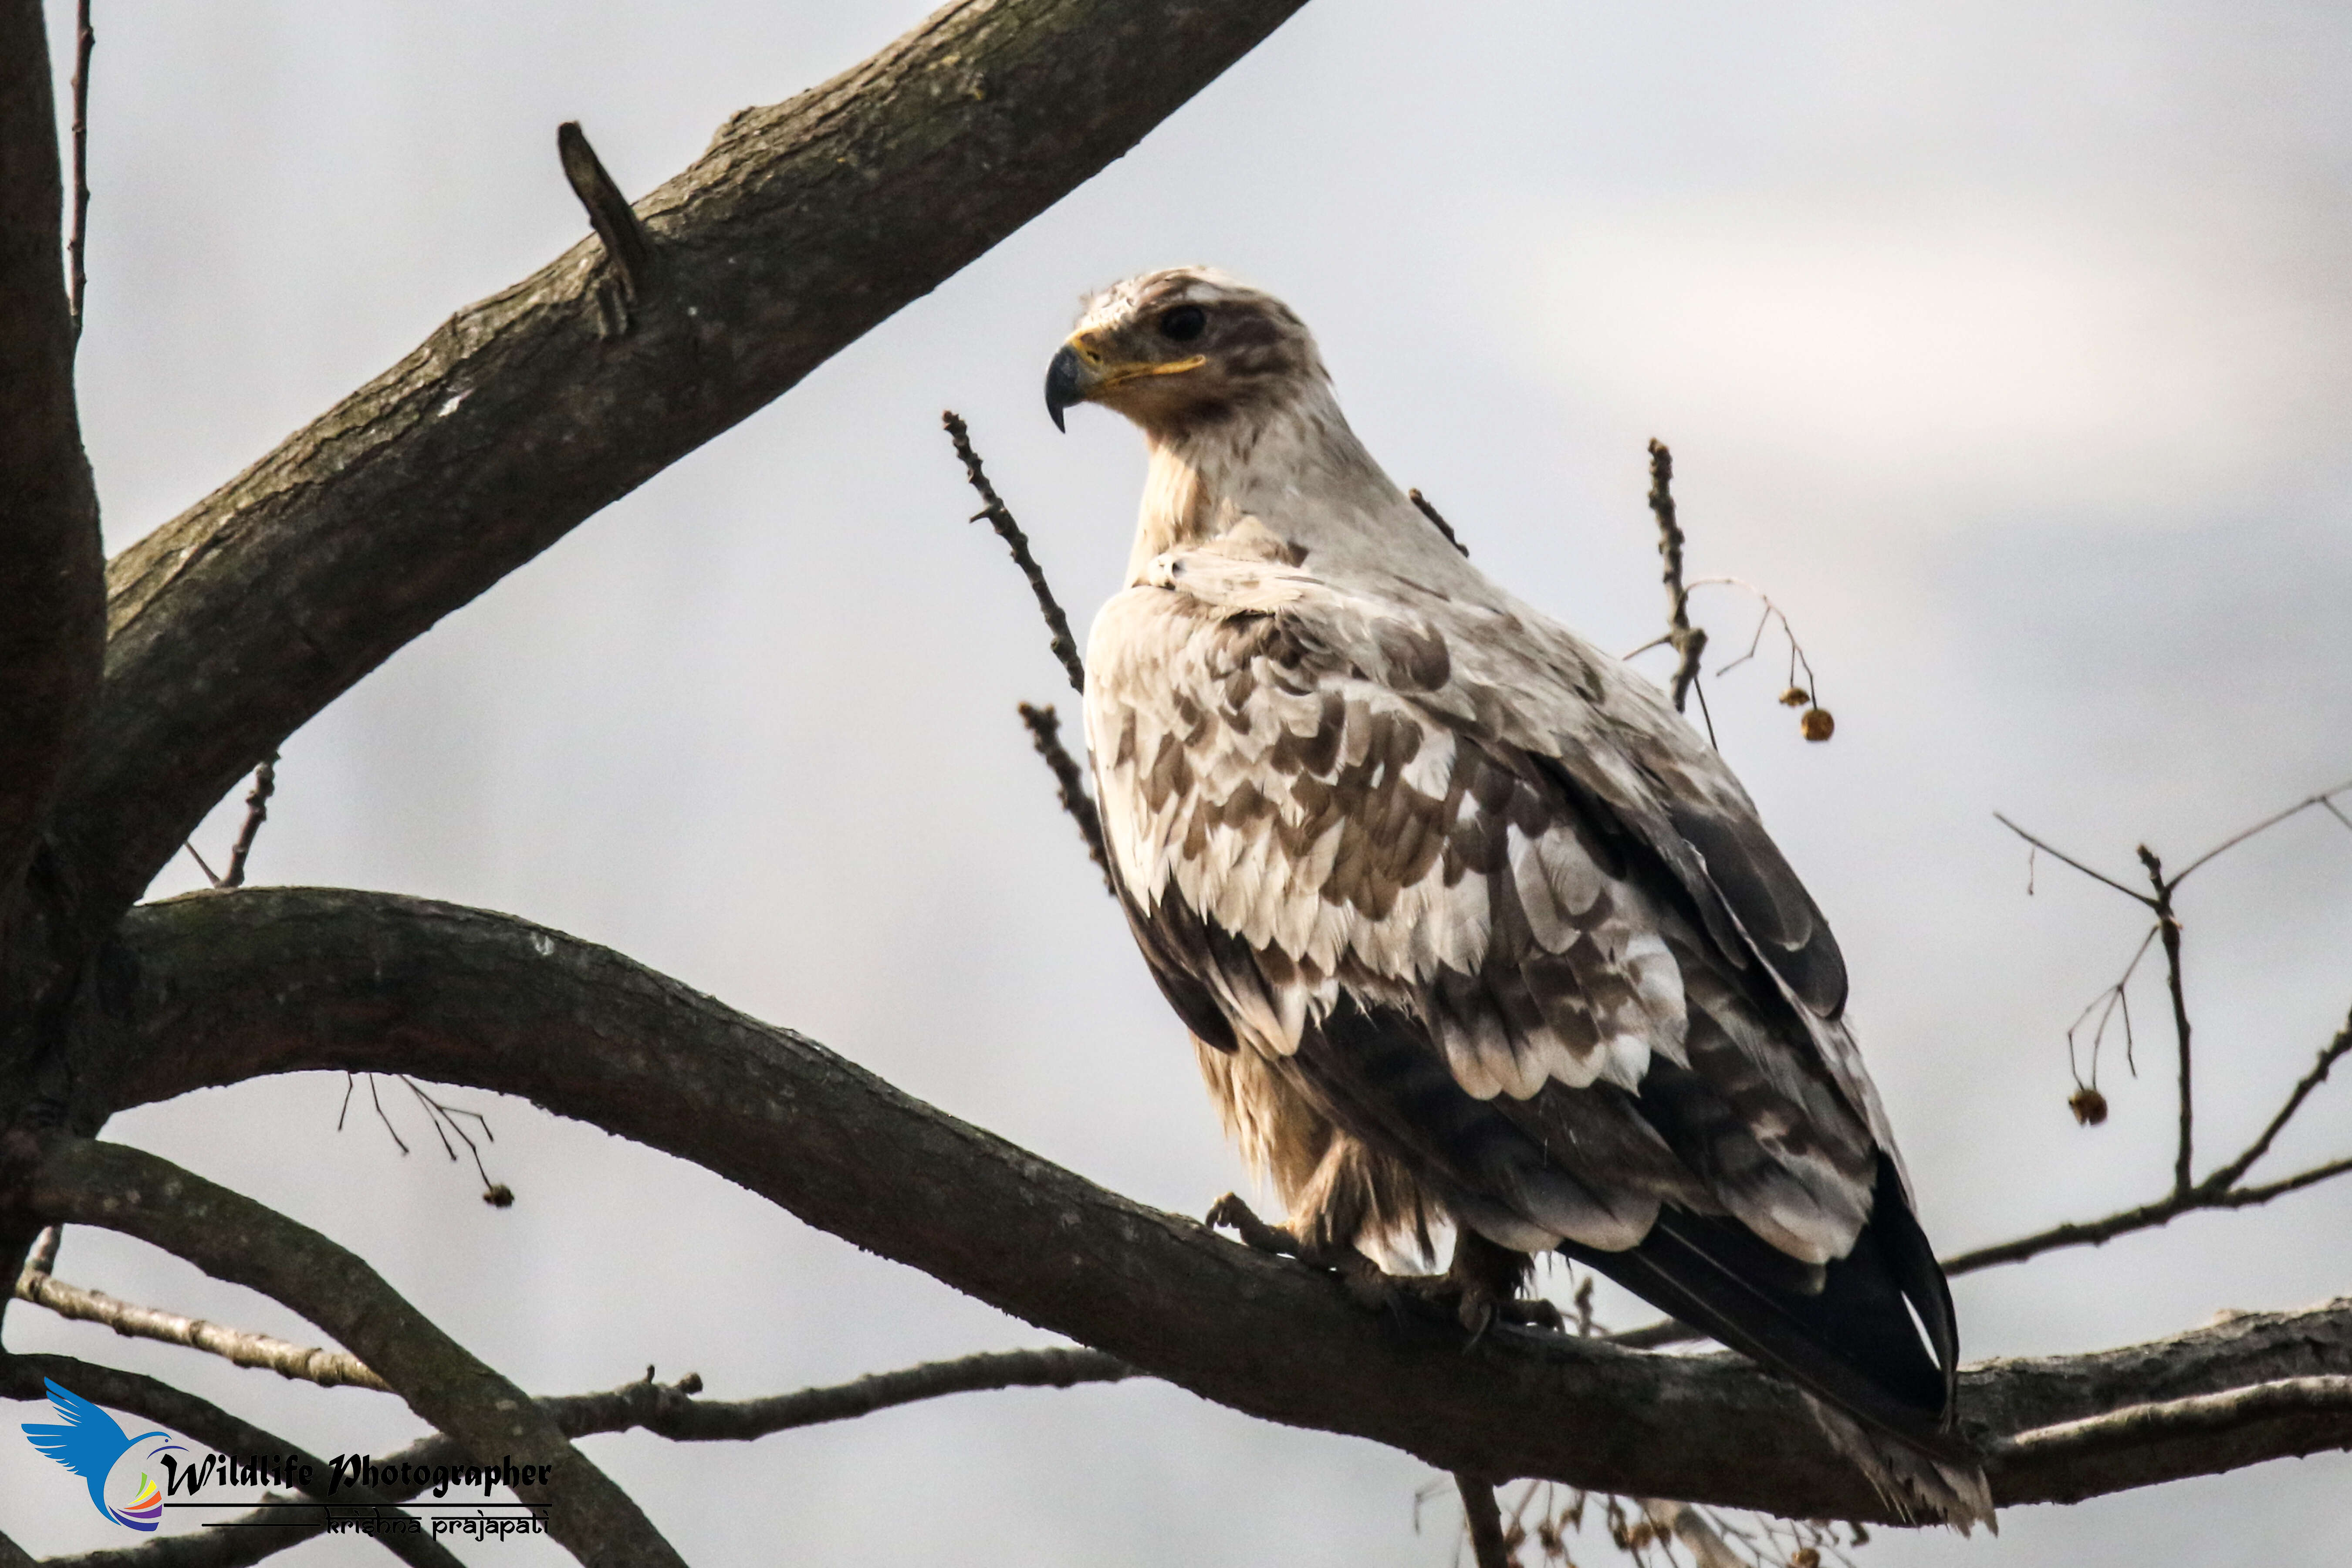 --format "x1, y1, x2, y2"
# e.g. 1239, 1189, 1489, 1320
25, 1138, 682, 1567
